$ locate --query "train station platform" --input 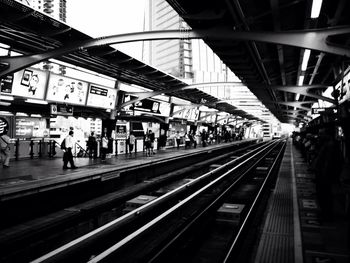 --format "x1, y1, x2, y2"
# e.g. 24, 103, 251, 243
0, 139, 256, 200
254, 139, 350, 263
